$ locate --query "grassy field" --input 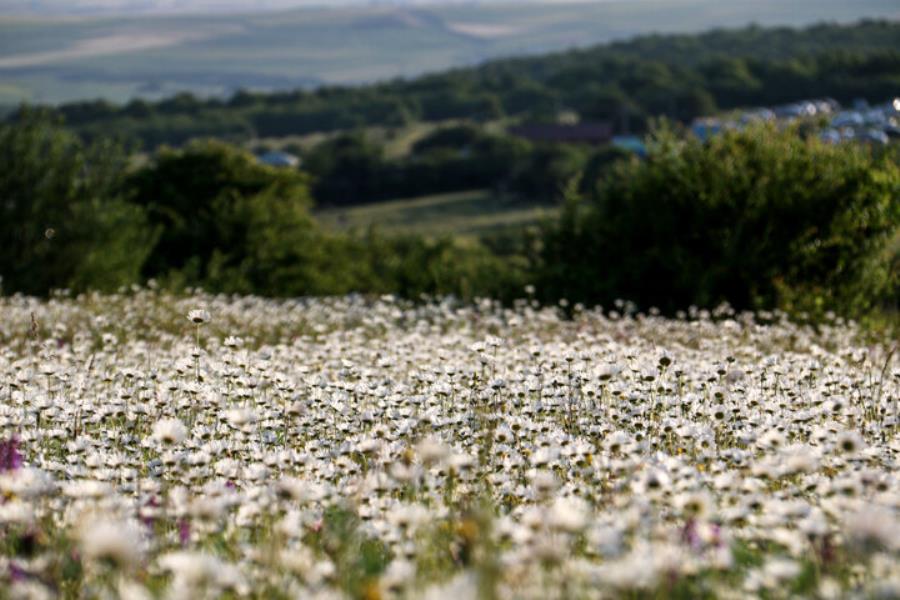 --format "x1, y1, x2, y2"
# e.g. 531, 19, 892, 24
1, 0, 898, 106
315, 189, 557, 238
